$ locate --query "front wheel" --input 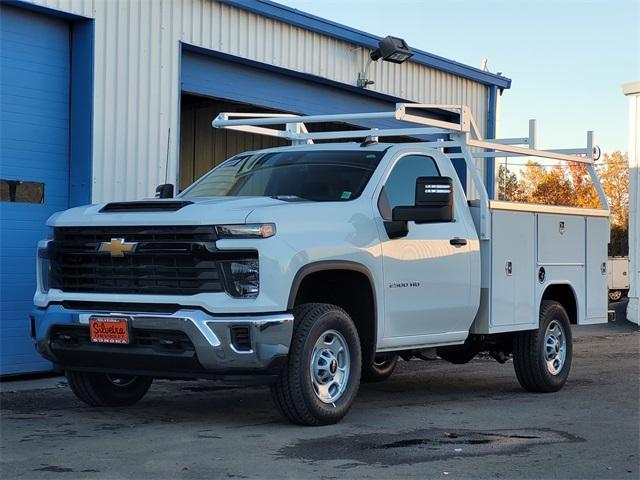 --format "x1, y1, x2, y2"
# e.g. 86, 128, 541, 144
66, 371, 153, 407
512, 300, 572, 393
271, 303, 362, 426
